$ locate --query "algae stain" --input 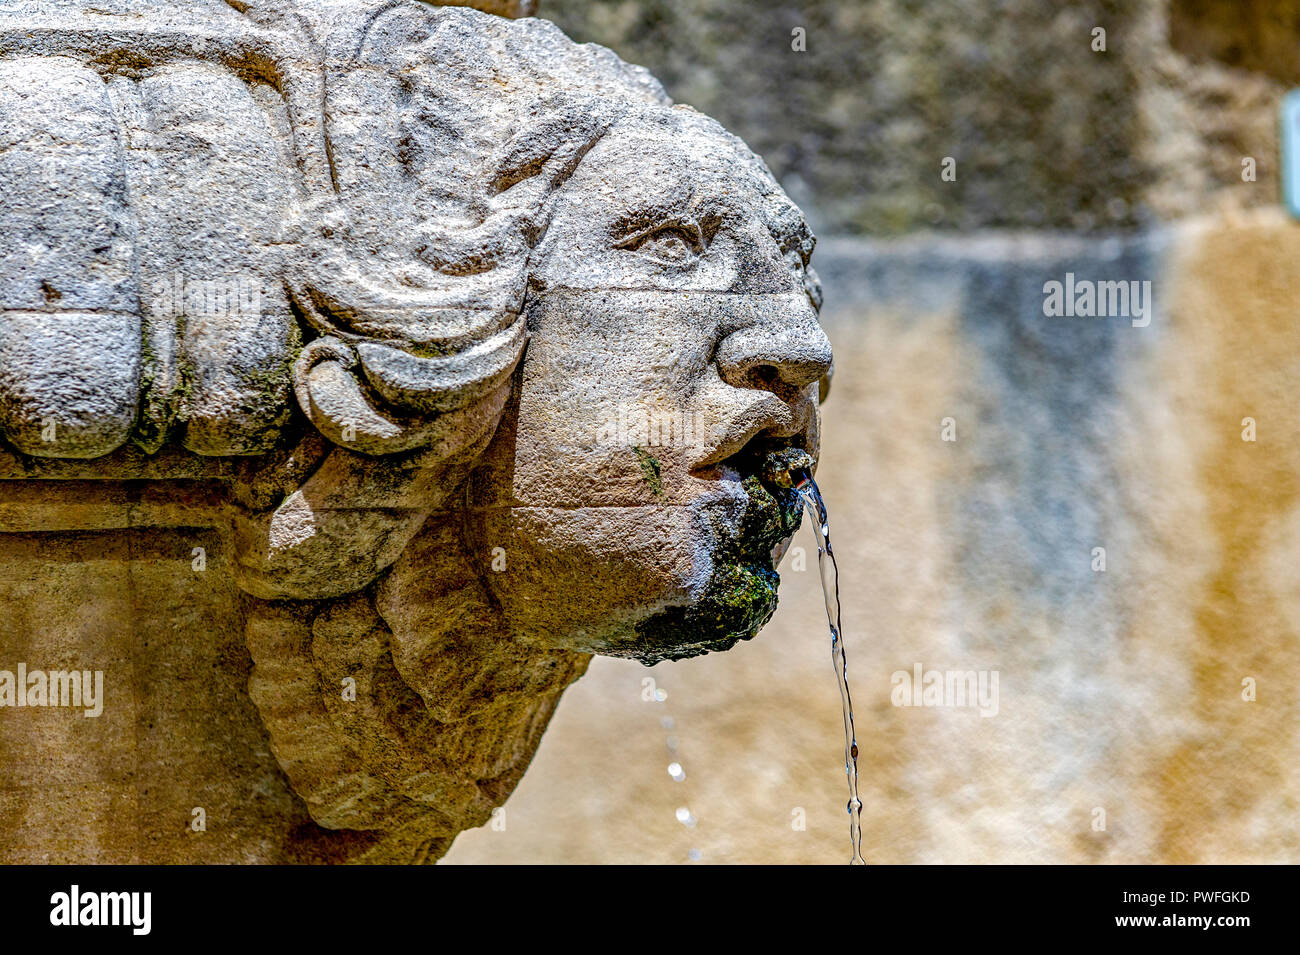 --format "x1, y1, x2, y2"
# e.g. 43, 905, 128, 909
633, 446, 663, 496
